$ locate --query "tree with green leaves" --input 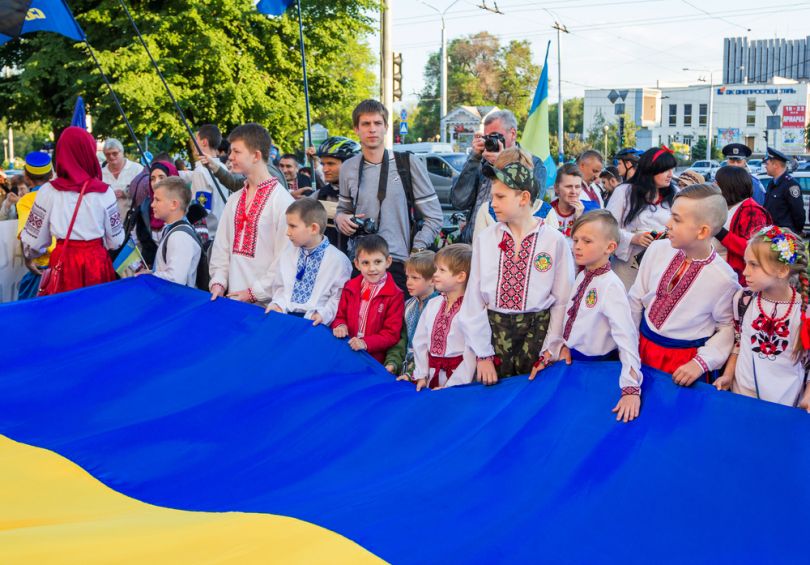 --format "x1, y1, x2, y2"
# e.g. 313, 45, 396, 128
411, 32, 539, 141
0, 0, 376, 156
